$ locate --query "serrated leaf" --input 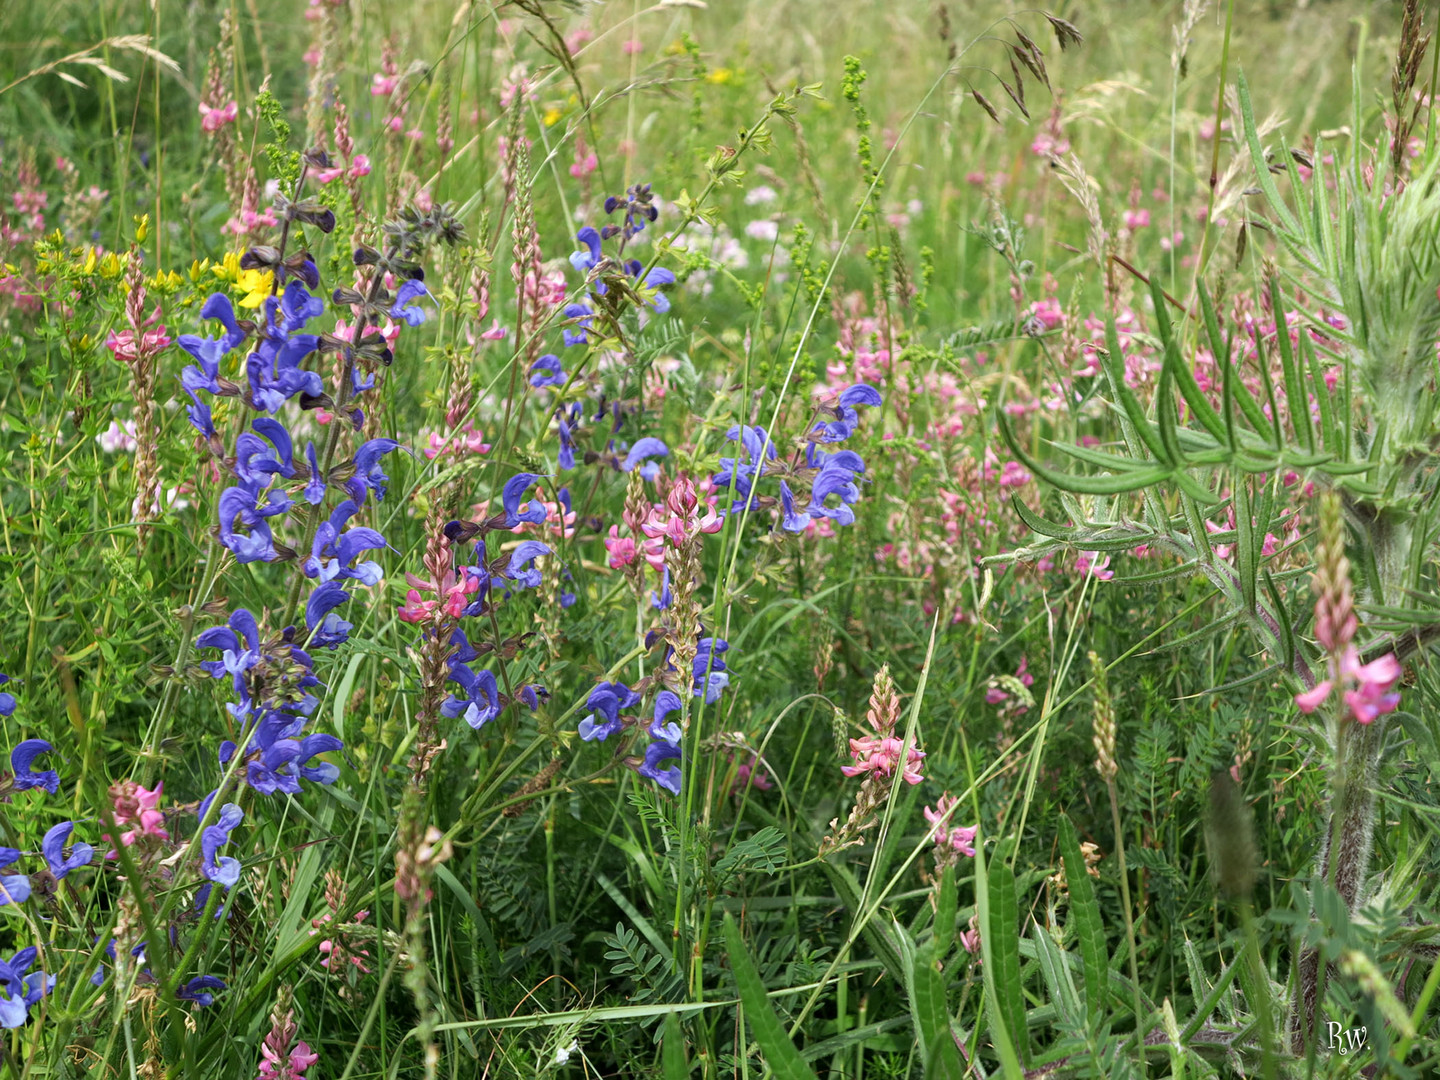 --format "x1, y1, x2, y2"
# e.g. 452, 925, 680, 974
722, 913, 819, 1080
